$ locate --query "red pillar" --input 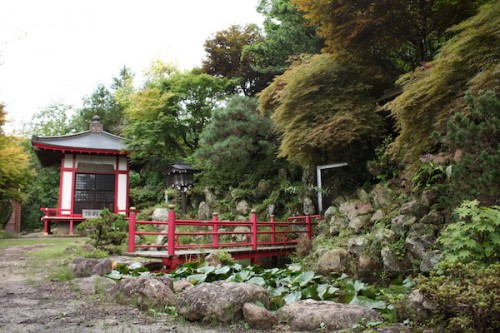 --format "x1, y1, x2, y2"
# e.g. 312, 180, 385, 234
212, 212, 219, 249
167, 205, 176, 256
305, 215, 312, 240
270, 215, 276, 244
42, 208, 49, 235
250, 209, 257, 251
128, 207, 136, 252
